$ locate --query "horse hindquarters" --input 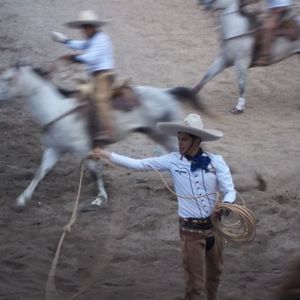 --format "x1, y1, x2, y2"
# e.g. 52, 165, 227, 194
270, 37, 300, 63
